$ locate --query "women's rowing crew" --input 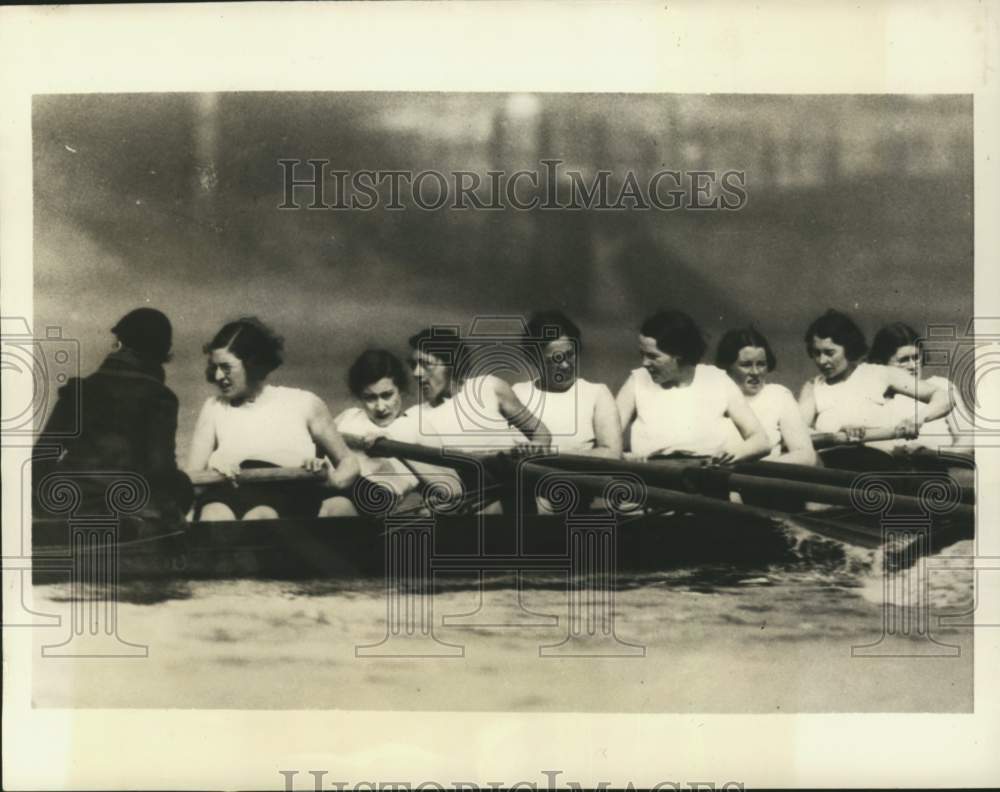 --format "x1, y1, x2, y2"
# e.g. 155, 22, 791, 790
33, 305, 962, 521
